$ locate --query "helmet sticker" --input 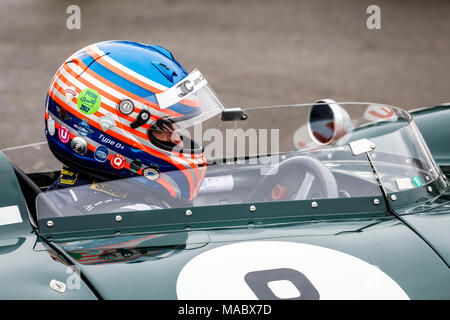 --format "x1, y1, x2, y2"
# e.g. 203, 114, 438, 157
99, 114, 115, 131
143, 167, 160, 180
74, 120, 94, 136
94, 145, 109, 163
47, 116, 56, 136
65, 87, 77, 104
110, 154, 126, 170
155, 69, 207, 109
129, 159, 142, 173
77, 88, 101, 115
58, 126, 70, 144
